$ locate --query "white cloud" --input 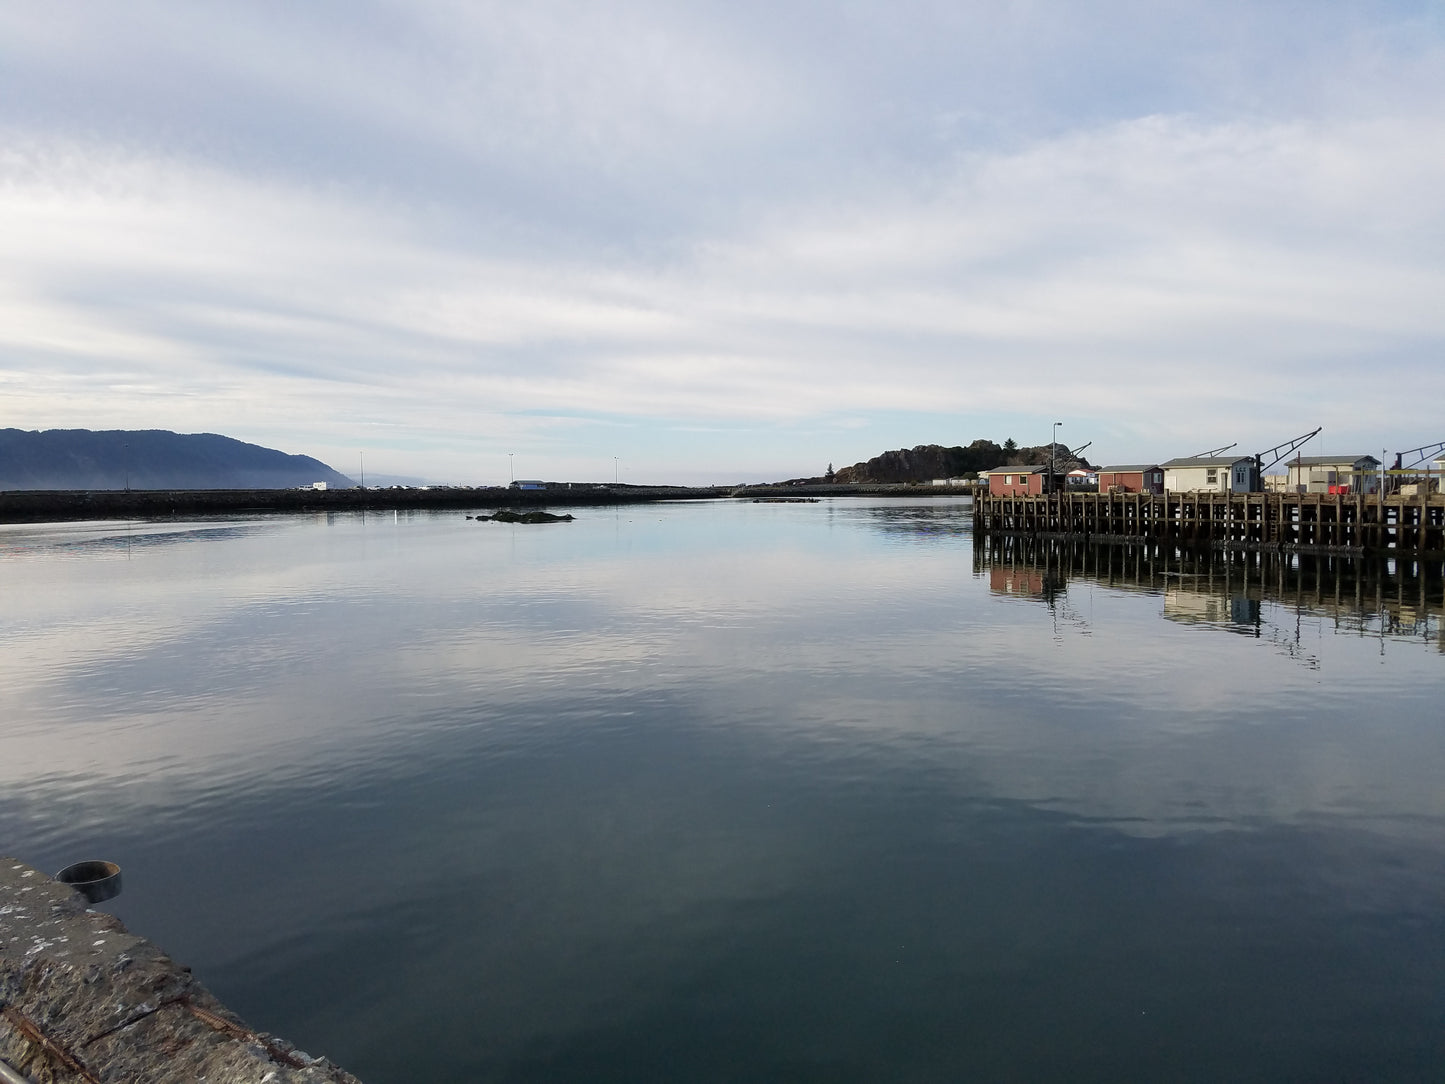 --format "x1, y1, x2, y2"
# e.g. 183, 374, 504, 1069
2, 2, 1443, 480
